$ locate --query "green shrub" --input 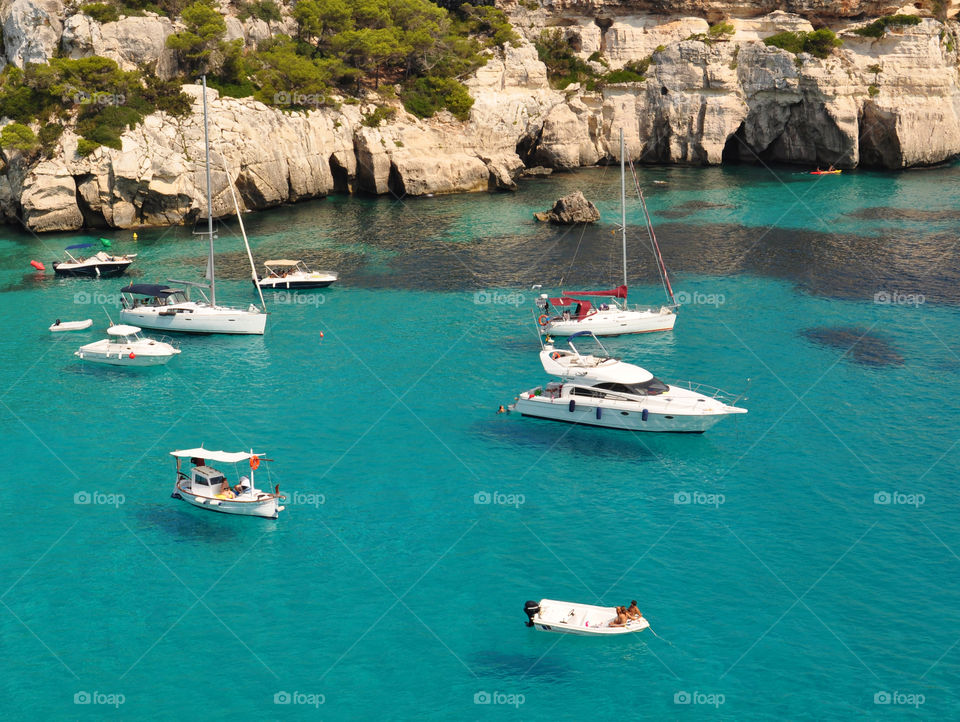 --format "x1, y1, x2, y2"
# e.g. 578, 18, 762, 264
868, 84, 879, 96
867, 63, 881, 74
853, 14, 922, 39
38, 123, 64, 152
603, 57, 650, 84
708, 22, 735, 39
77, 138, 100, 156
535, 28, 597, 88
165, 0, 227, 74
764, 28, 841, 59
361, 106, 396, 127
237, 0, 282, 23
402, 76, 473, 120
458, 4, 518, 48
0, 122, 39, 153
81, 3, 120, 23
